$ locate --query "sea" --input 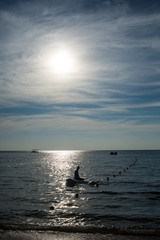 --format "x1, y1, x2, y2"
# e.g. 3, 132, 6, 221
0, 150, 160, 236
